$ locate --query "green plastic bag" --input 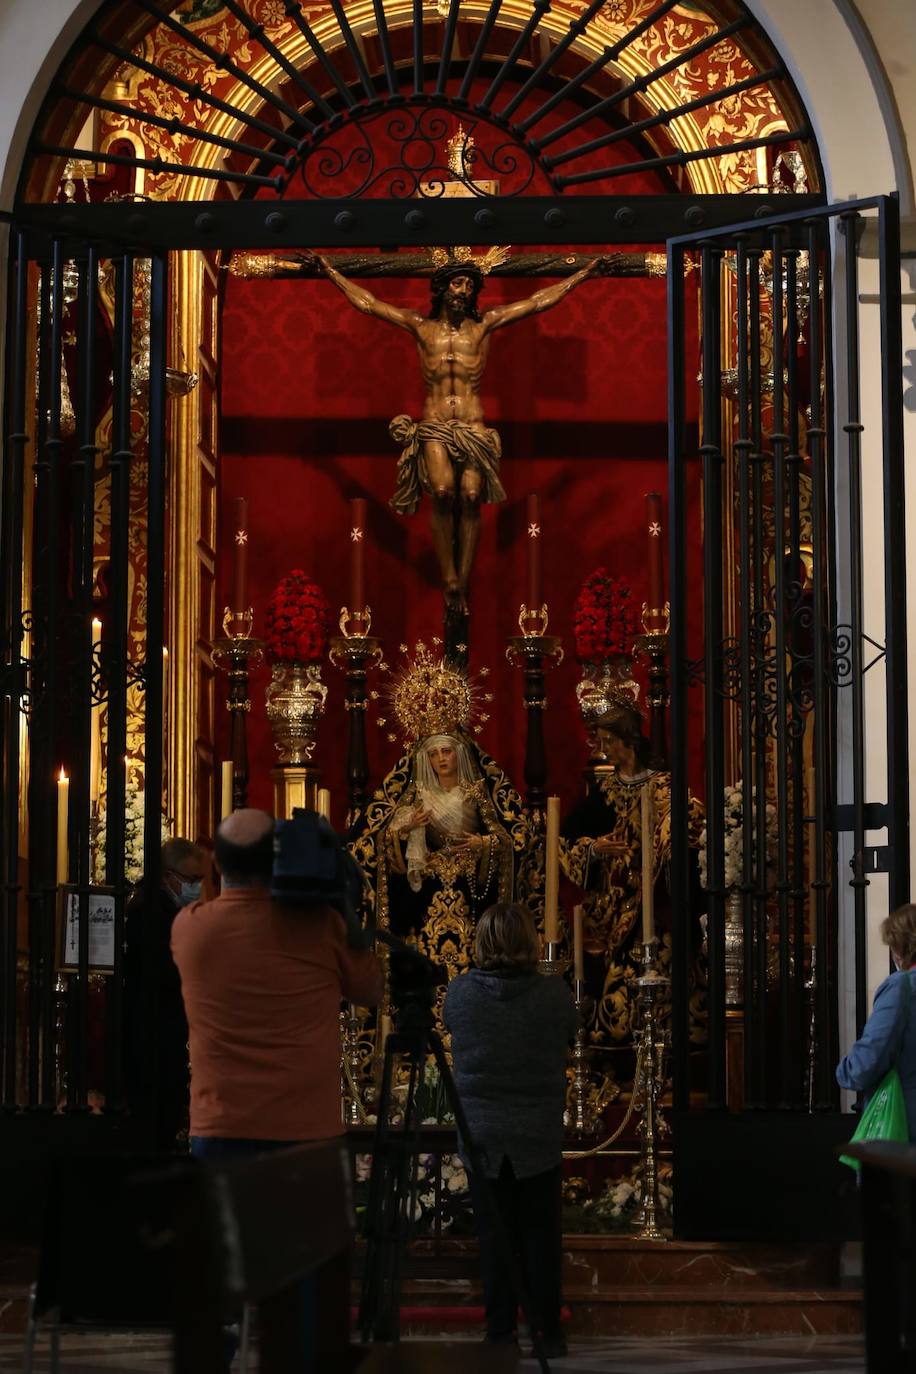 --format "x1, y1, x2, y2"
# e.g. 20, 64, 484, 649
839, 1067, 909, 1171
